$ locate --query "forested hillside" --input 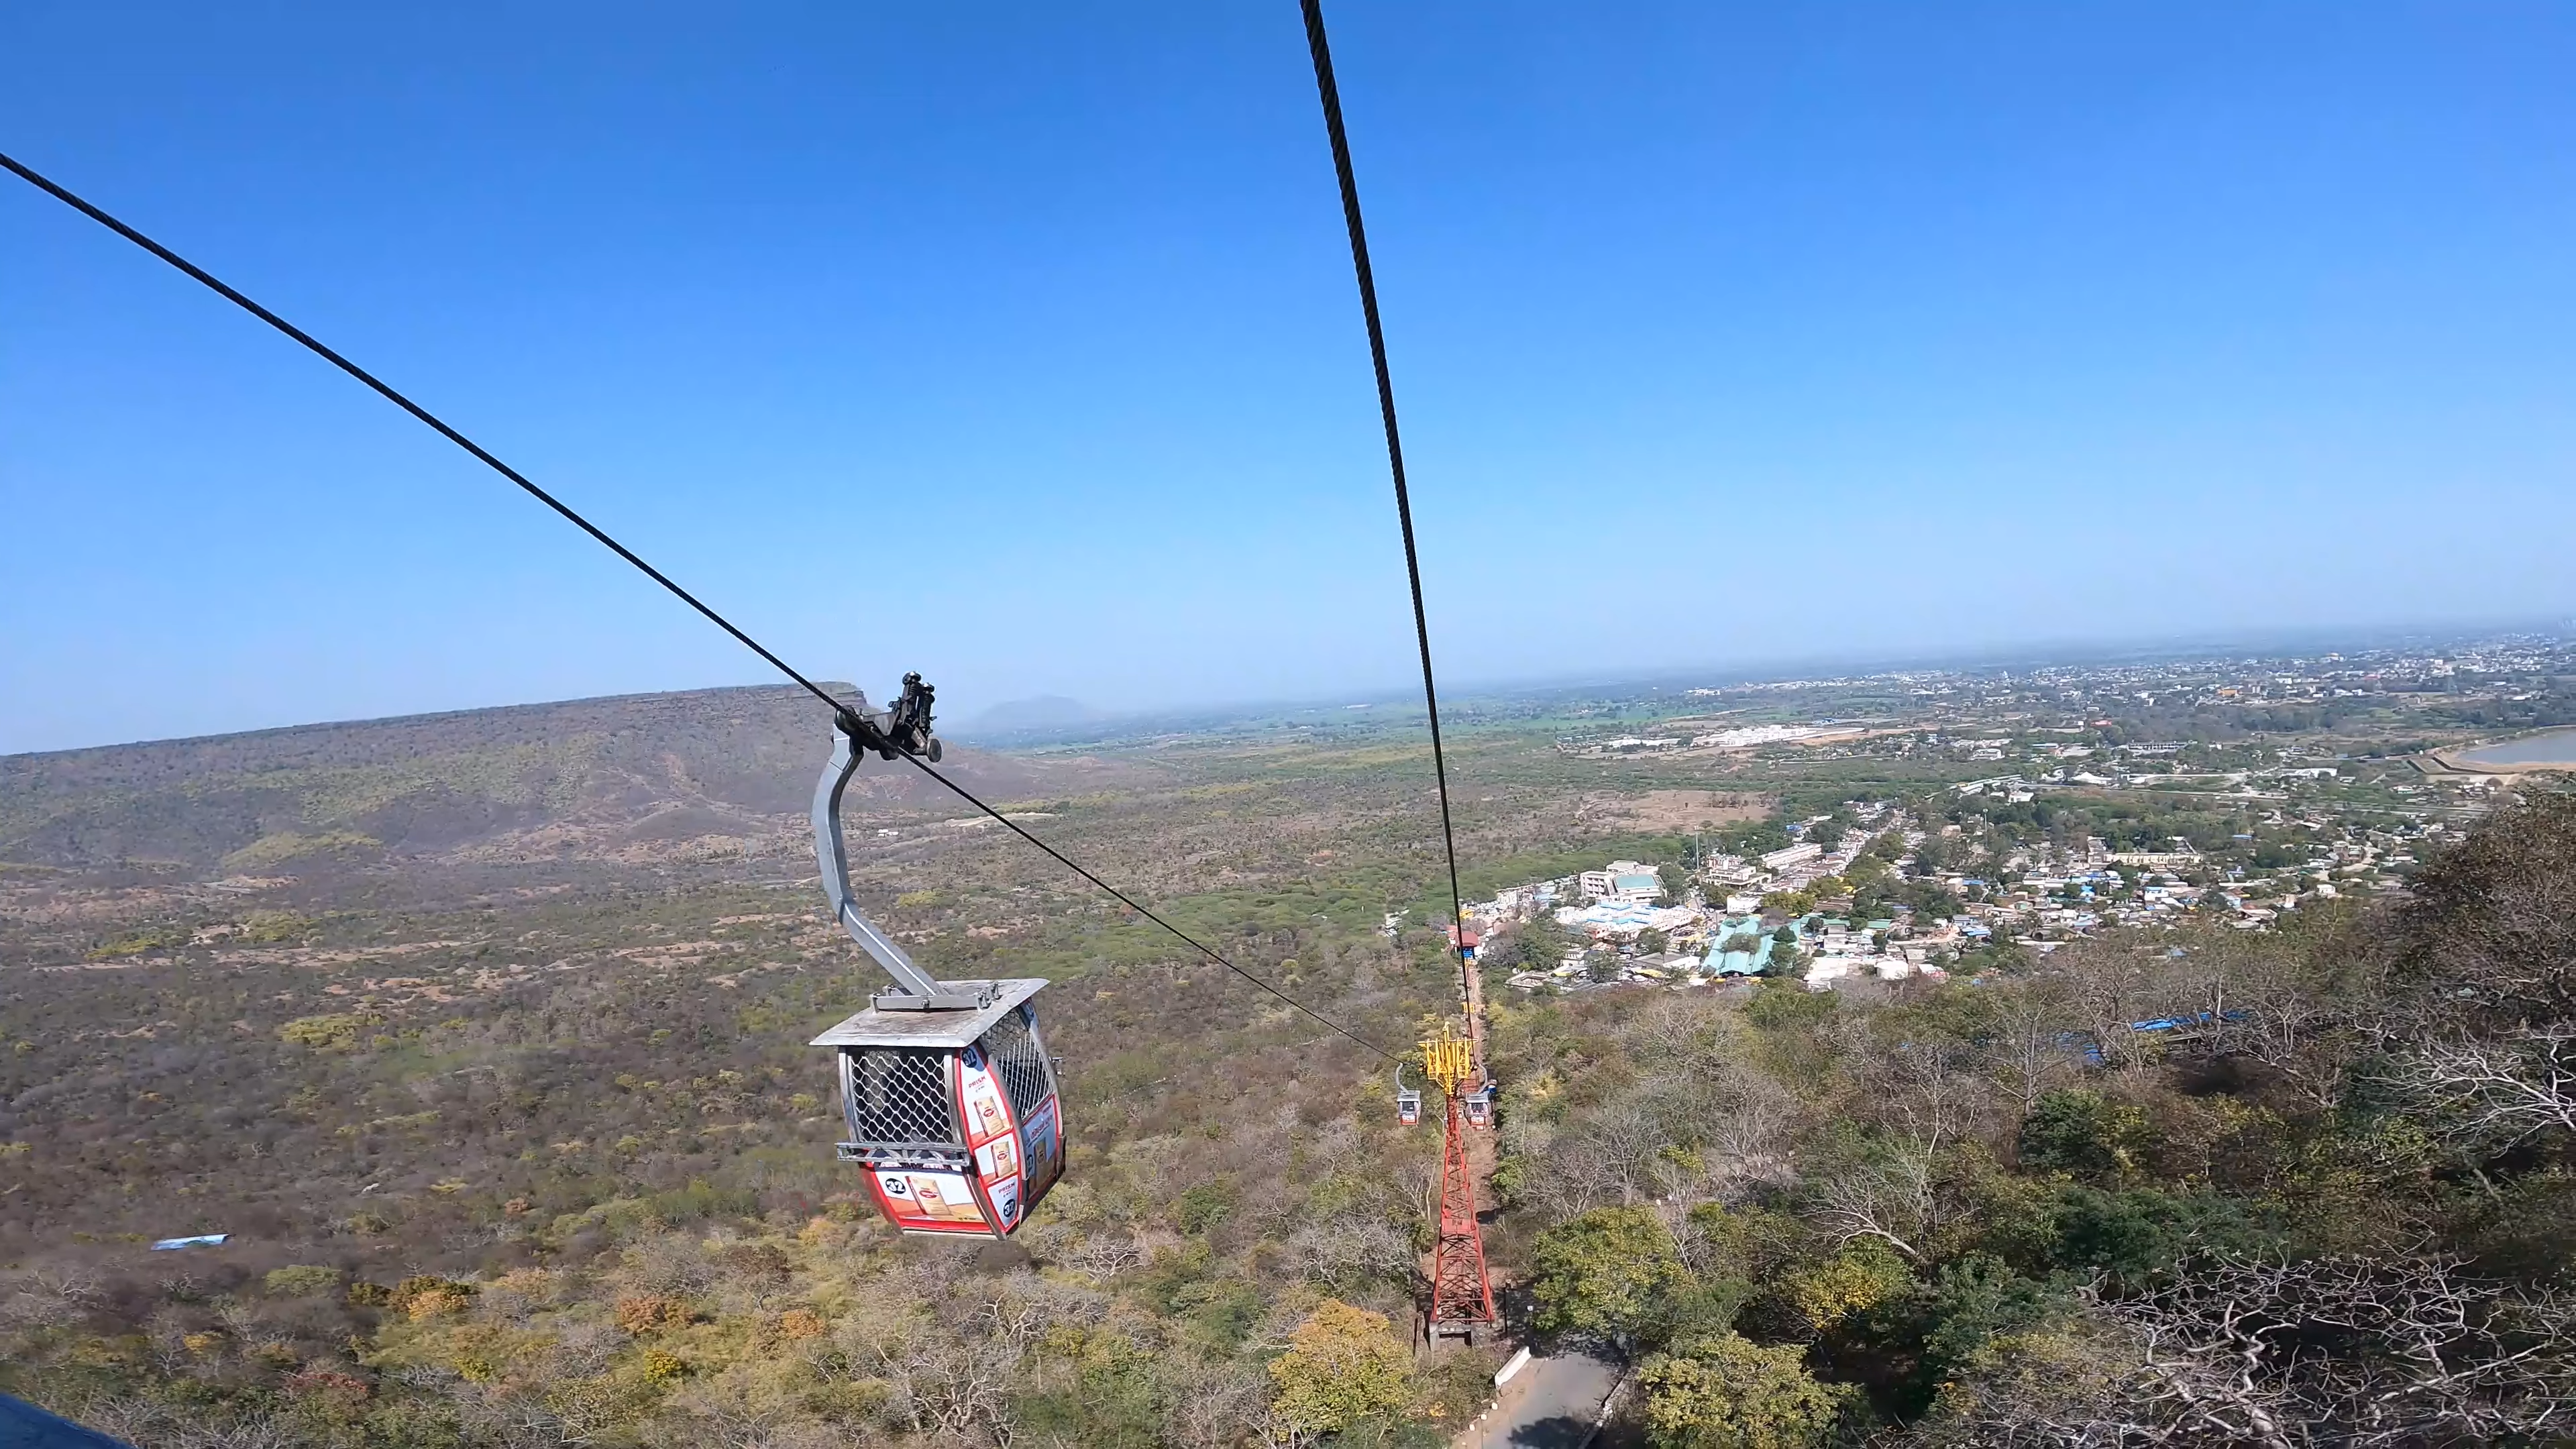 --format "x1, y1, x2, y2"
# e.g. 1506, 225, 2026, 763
5, 680, 2572, 1448
0, 686, 1679, 1447
1499, 794, 2576, 1446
